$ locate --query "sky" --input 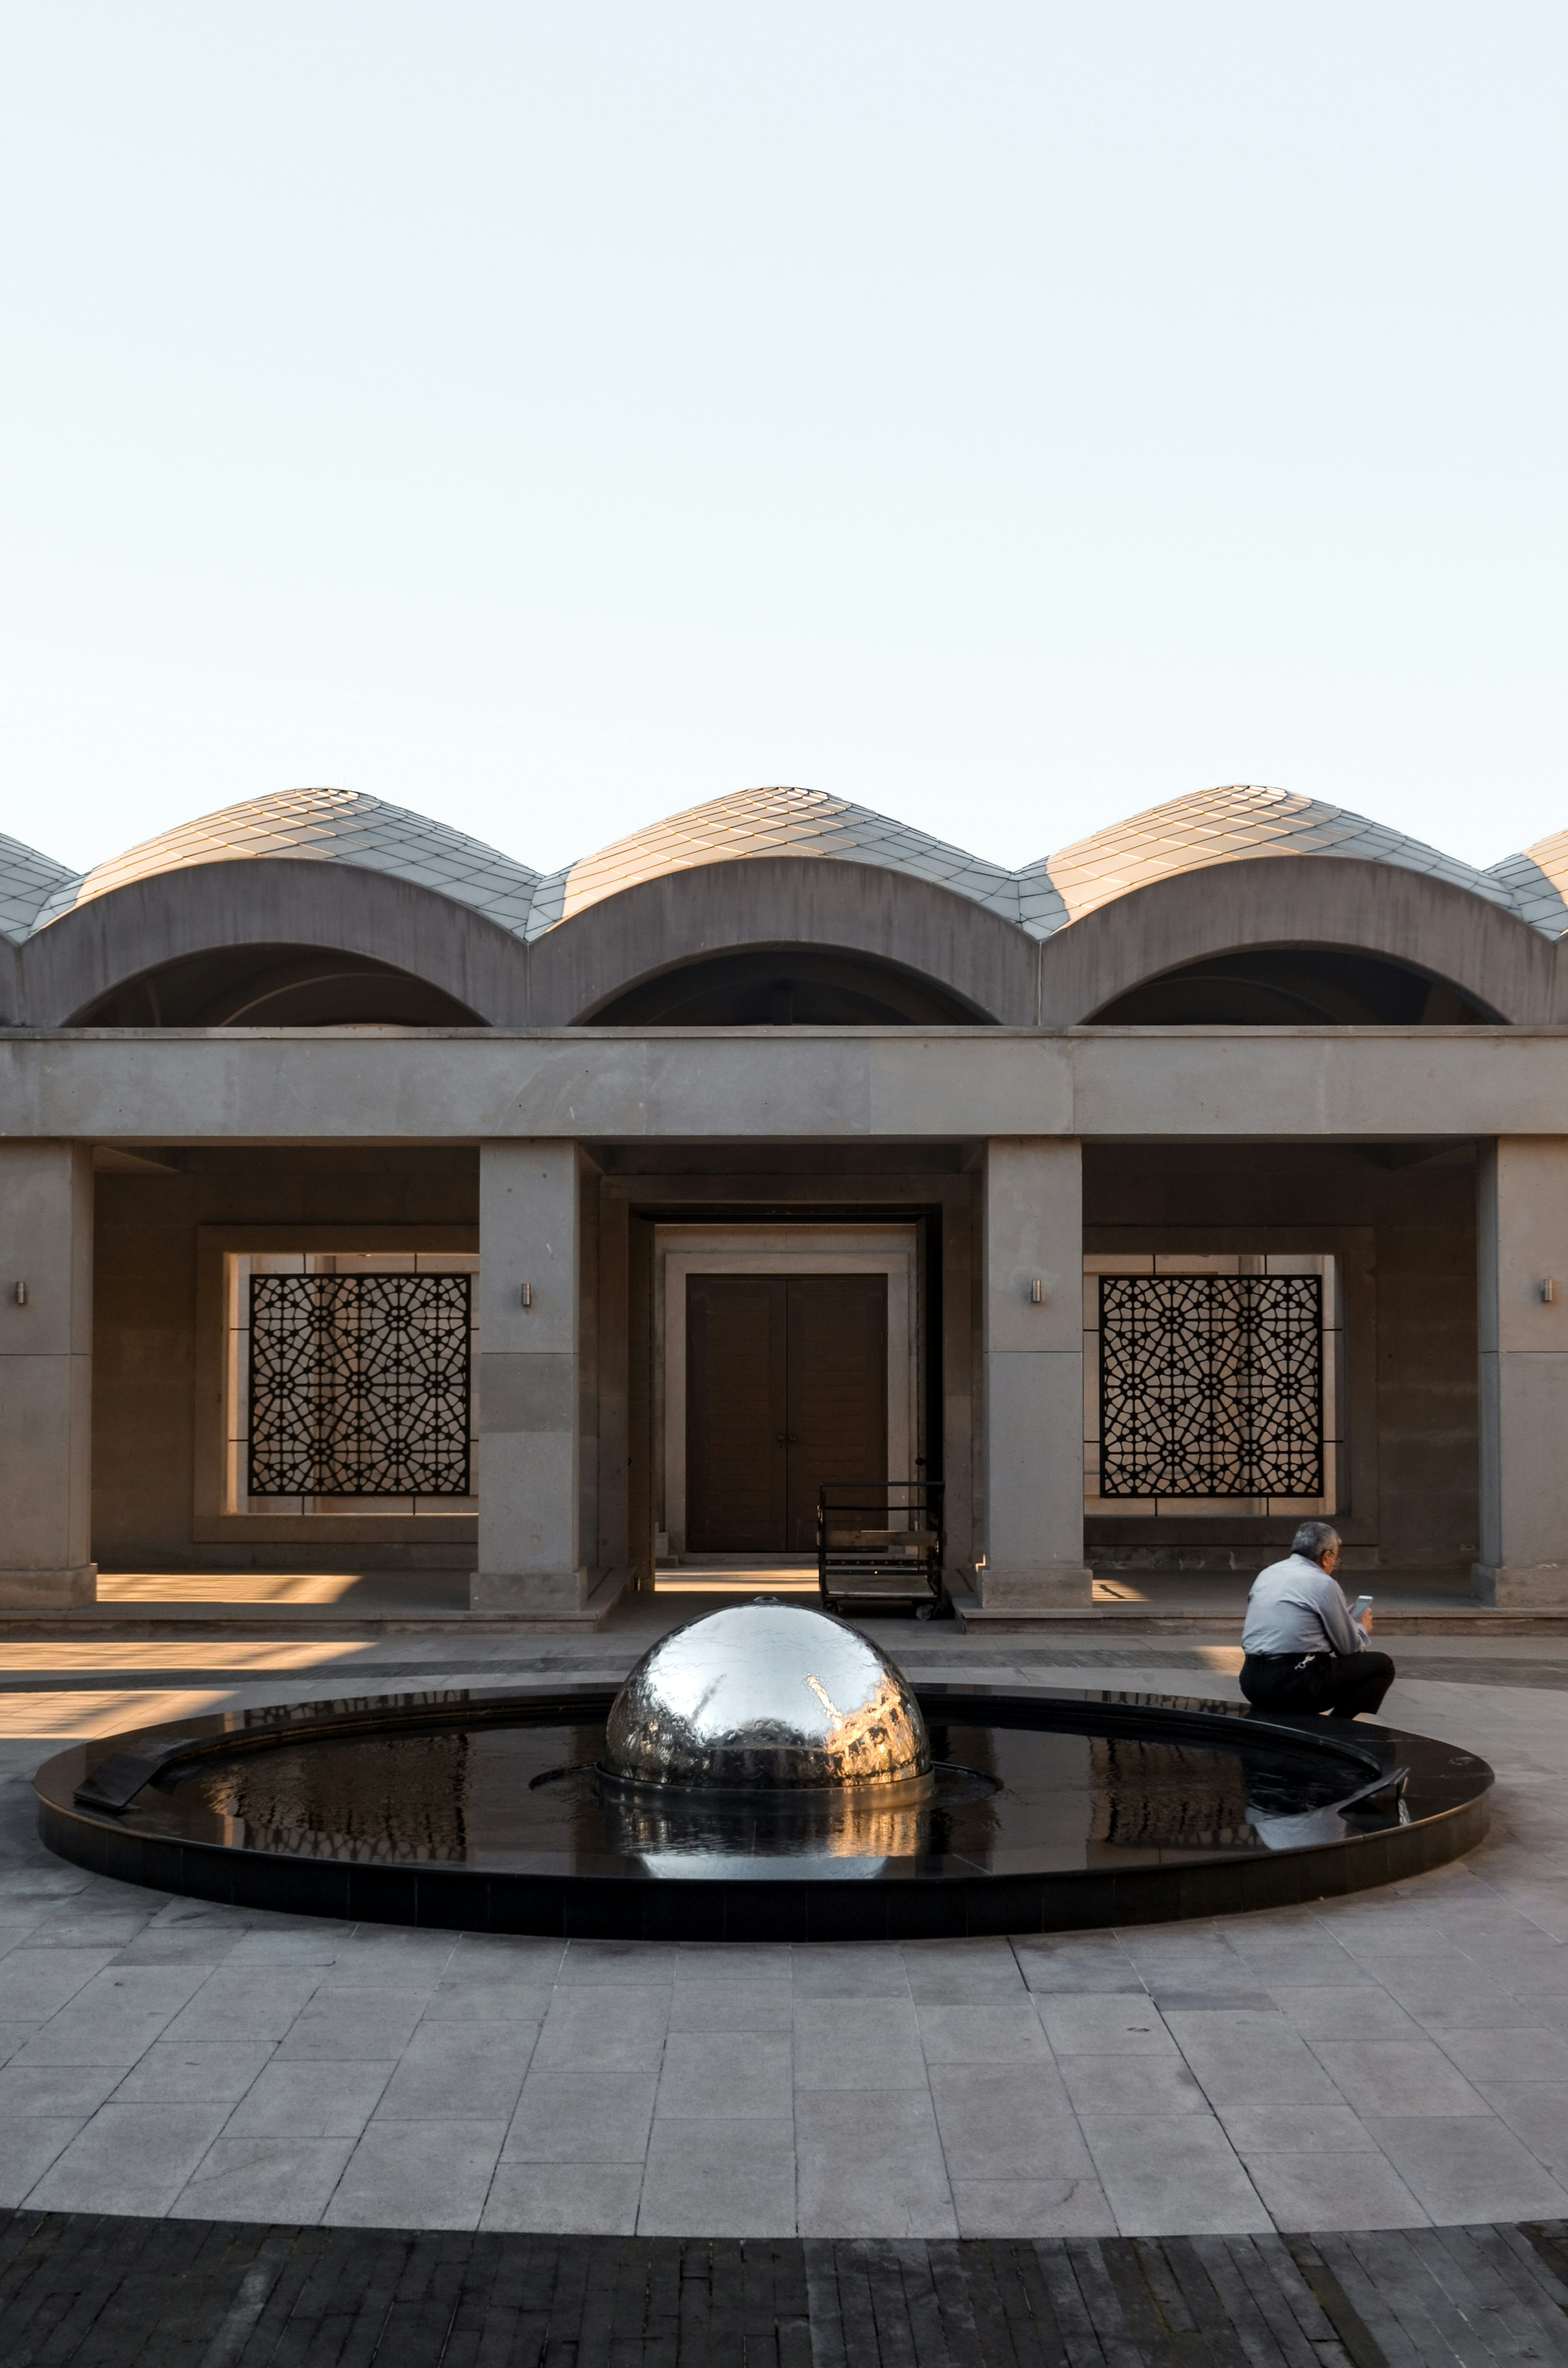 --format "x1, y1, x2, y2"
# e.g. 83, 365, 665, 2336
0, 2, 1564, 881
